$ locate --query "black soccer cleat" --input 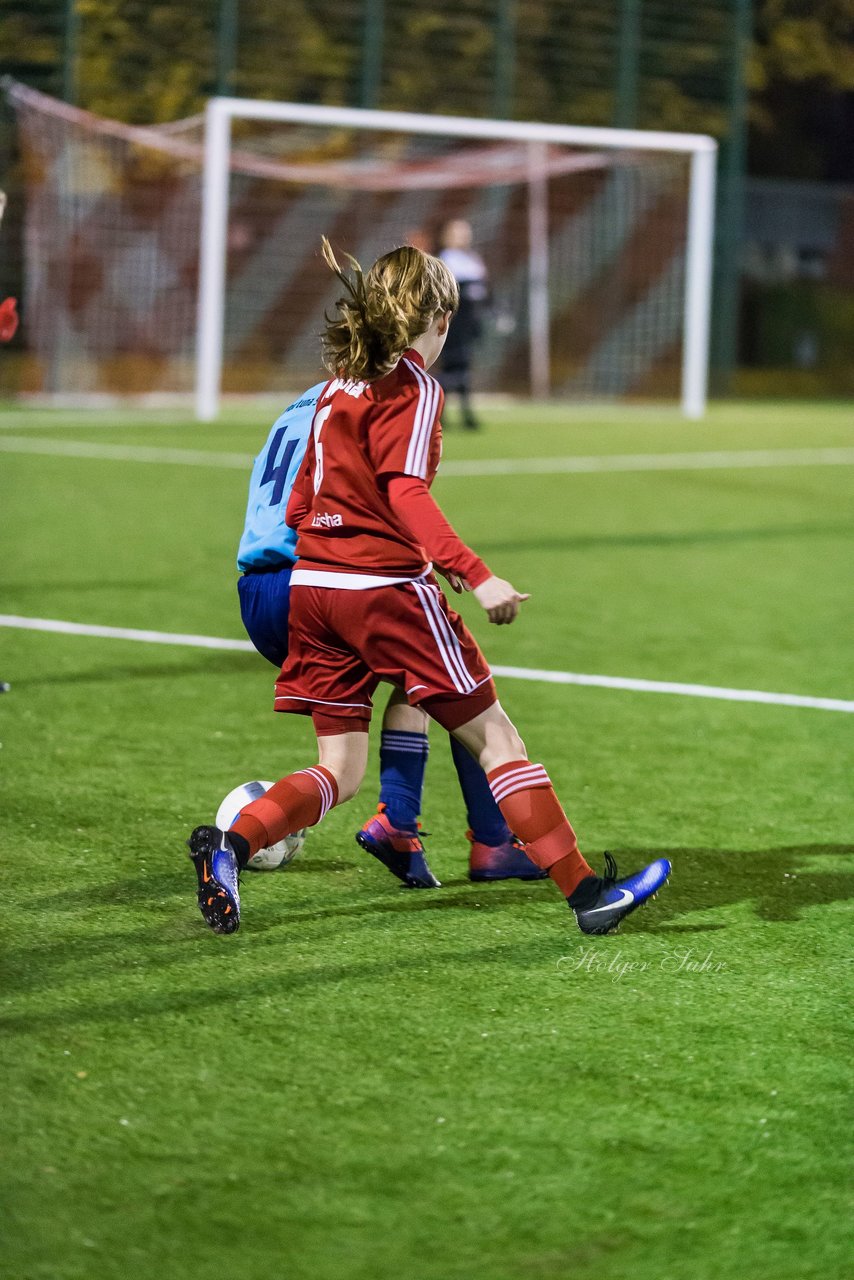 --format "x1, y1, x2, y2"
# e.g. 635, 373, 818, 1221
187, 825, 241, 934
572, 852, 671, 935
